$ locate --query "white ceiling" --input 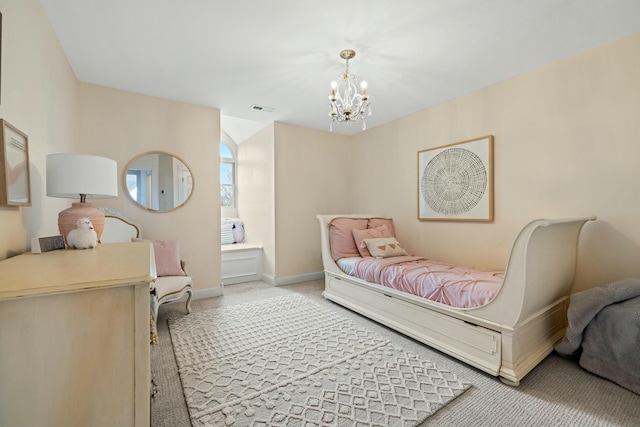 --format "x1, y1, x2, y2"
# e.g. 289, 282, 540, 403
39, 0, 640, 143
